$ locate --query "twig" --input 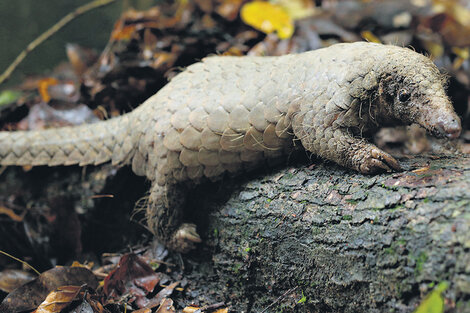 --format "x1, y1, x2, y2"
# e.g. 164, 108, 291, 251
0, 250, 41, 275
259, 286, 299, 313
0, 0, 117, 86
